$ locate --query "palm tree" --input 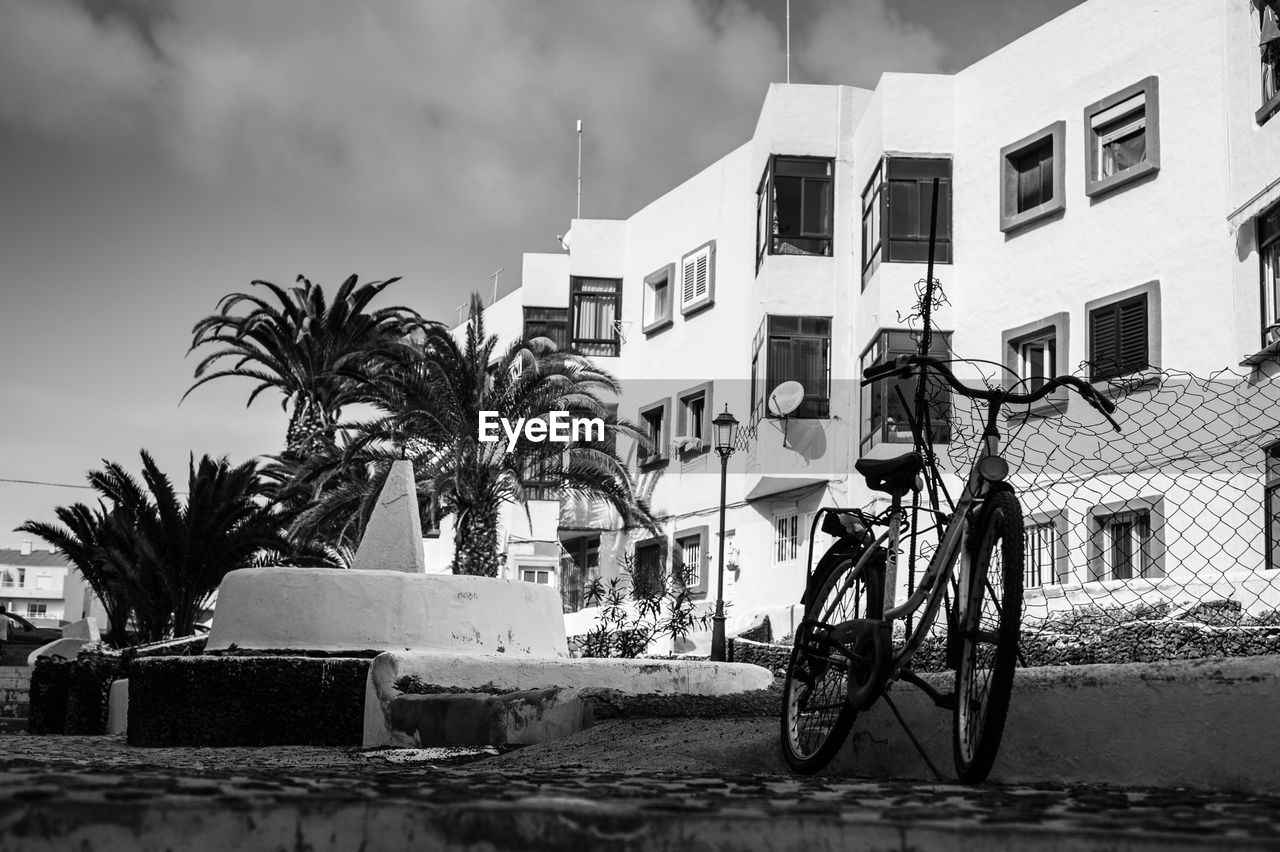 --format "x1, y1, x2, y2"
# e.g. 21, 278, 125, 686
129, 451, 290, 638
185, 274, 433, 455
17, 503, 134, 645
20, 452, 289, 644
345, 294, 655, 576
